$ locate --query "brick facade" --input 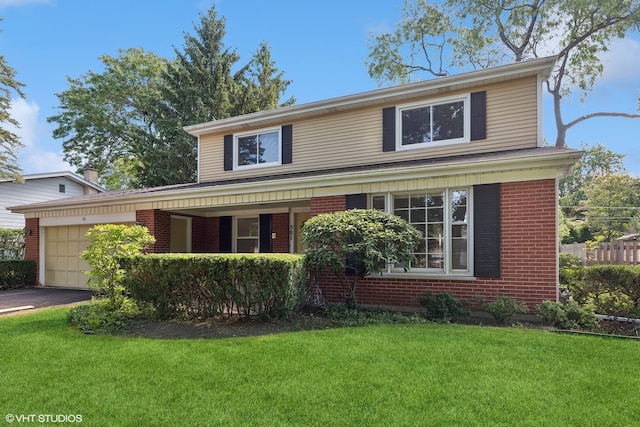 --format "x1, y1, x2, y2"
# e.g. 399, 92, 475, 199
136, 209, 170, 253
310, 196, 346, 217
313, 179, 558, 310
272, 213, 290, 253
